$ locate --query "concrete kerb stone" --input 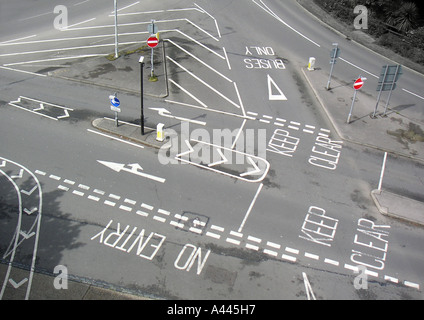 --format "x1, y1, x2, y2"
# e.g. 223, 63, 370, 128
92, 117, 168, 150
371, 189, 424, 227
